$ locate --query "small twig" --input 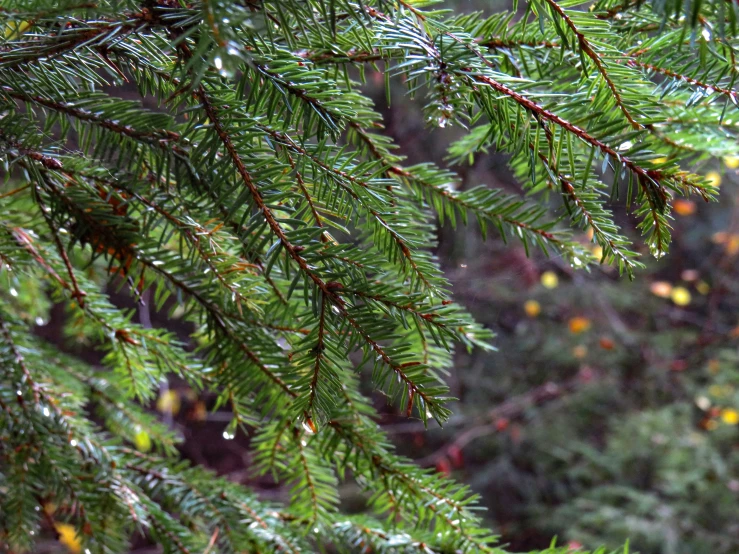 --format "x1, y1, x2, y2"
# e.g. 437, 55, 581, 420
412, 375, 591, 467
0, 184, 30, 200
